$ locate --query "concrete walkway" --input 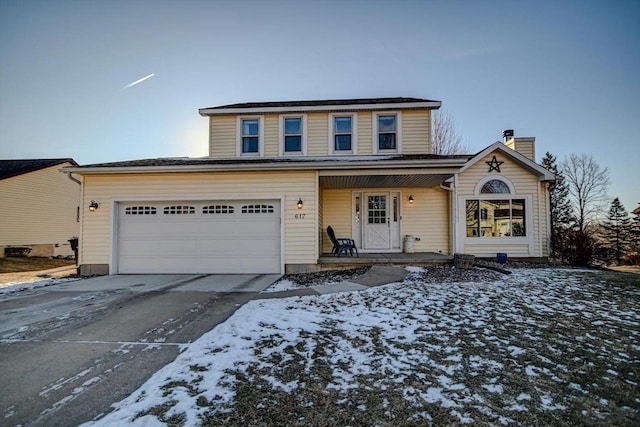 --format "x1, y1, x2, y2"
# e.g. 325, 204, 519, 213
257, 265, 408, 299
